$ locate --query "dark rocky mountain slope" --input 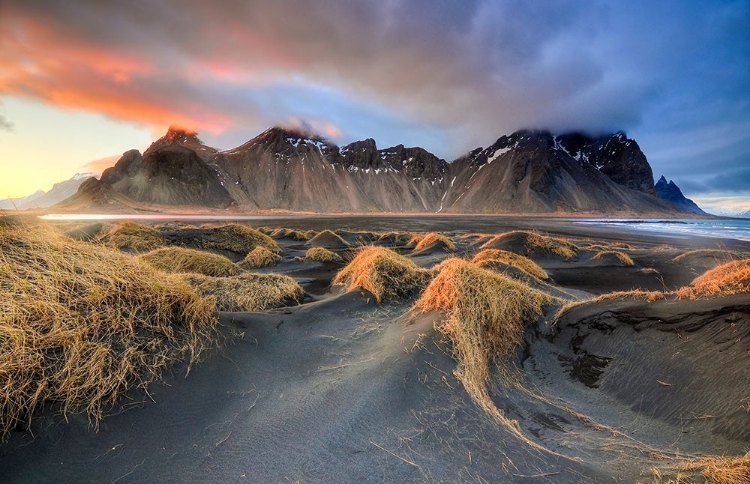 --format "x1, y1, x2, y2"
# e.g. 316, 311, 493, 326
58, 126, 698, 215
654, 176, 706, 215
